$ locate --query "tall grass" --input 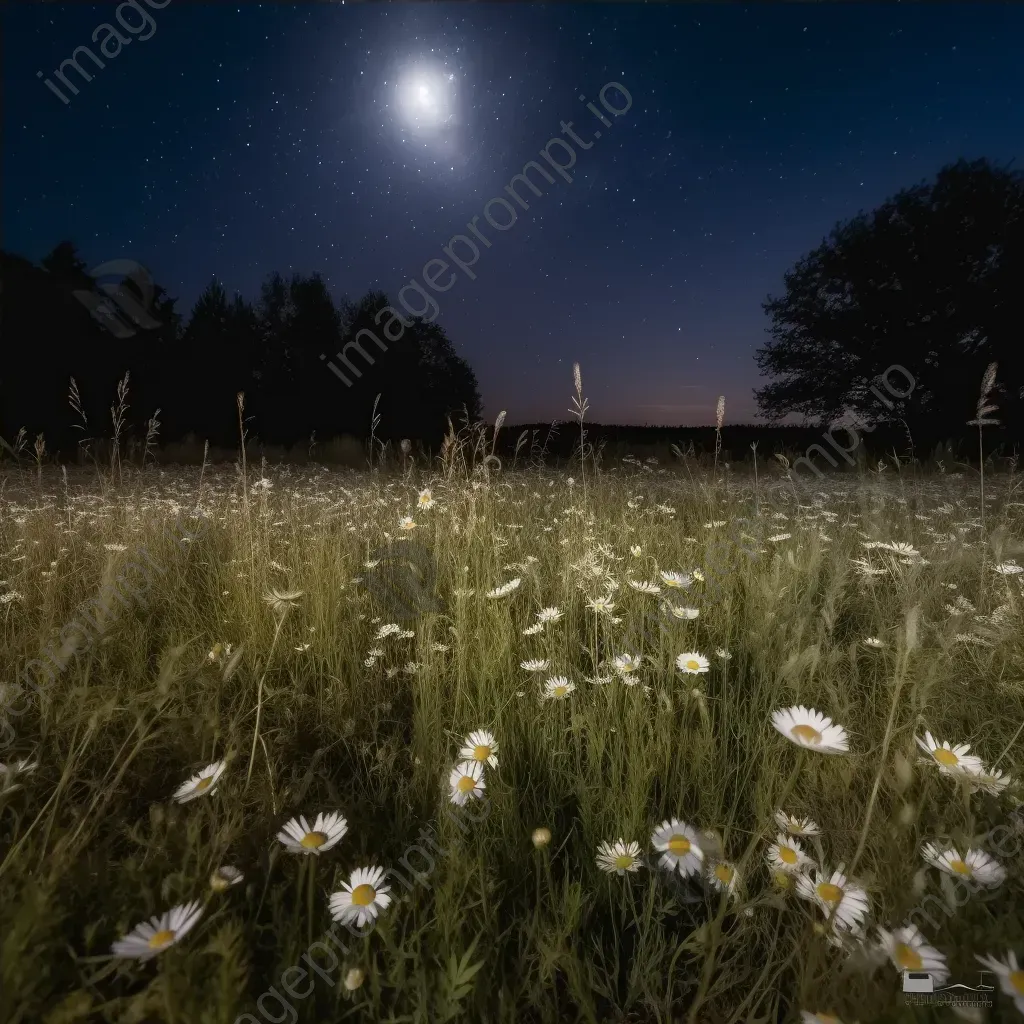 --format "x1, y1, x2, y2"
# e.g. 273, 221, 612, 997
1, 429, 1022, 1023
